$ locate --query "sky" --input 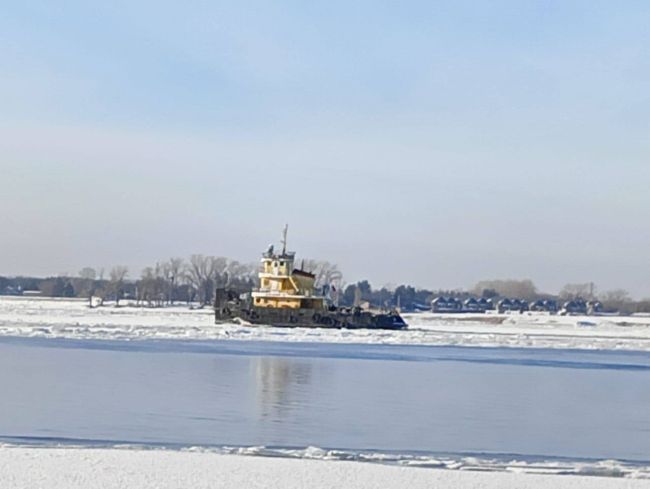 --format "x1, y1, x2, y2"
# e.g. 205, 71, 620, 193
1, 1, 649, 297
